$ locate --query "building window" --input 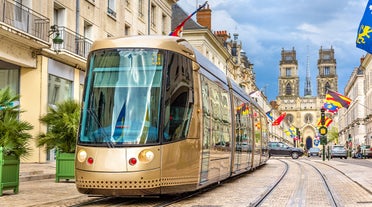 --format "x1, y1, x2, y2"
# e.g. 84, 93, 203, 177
48, 75, 73, 105
285, 83, 292, 95
304, 113, 313, 124
286, 114, 294, 123
324, 66, 330, 75
162, 13, 167, 35
0, 69, 19, 94
286, 68, 291, 77
108, 0, 116, 17
125, 24, 130, 36
83, 21, 92, 39
138, 0, 144, 18
151, 4, 156, 28
53, 3, 65, 26
324, 82, 331, 94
